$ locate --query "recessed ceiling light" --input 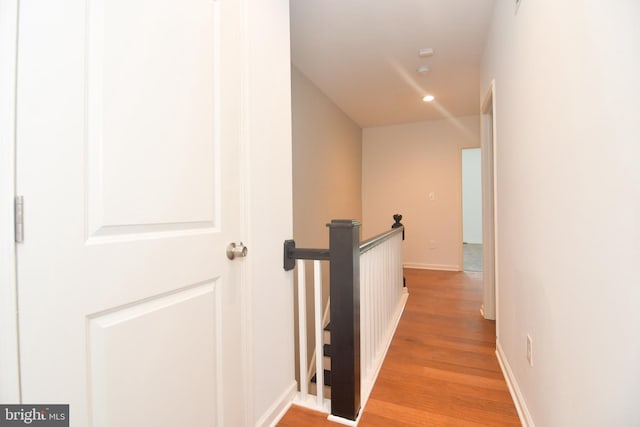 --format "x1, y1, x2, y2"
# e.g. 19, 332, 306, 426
422, 94, 435, 102
417, 65, 431, 74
